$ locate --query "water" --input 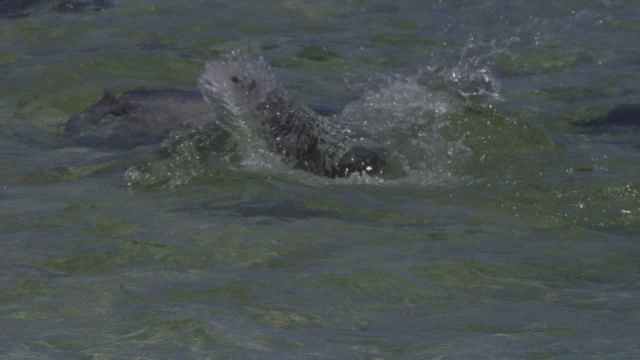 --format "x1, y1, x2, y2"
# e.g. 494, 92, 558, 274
1, 0, 639, 358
